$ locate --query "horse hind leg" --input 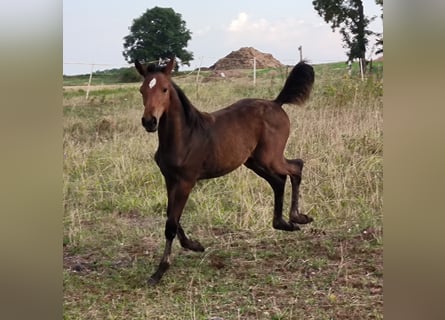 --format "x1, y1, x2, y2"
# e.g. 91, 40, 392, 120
270, 174, 302, 231
244, 158, 300, 231
286, 158, 313, 225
